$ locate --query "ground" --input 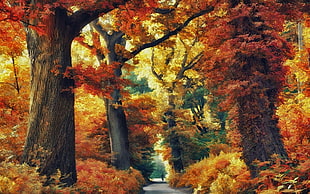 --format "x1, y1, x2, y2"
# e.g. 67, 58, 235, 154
142, 179, 192, 194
